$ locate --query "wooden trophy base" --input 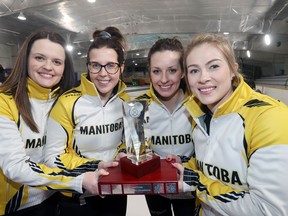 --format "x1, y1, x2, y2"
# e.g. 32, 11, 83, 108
98, 158, 178, 195
120, 155, 160, 178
